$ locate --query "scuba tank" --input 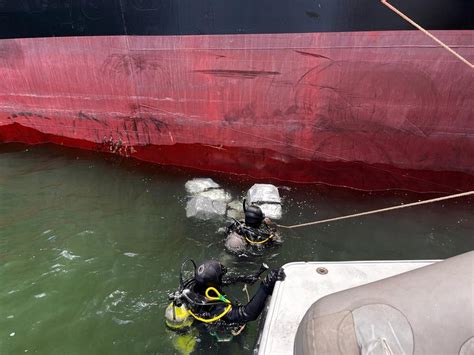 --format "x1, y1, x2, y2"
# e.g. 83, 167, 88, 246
165, 259, 197, 331
165, 259, 232, 330
165, 303, 193, 330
